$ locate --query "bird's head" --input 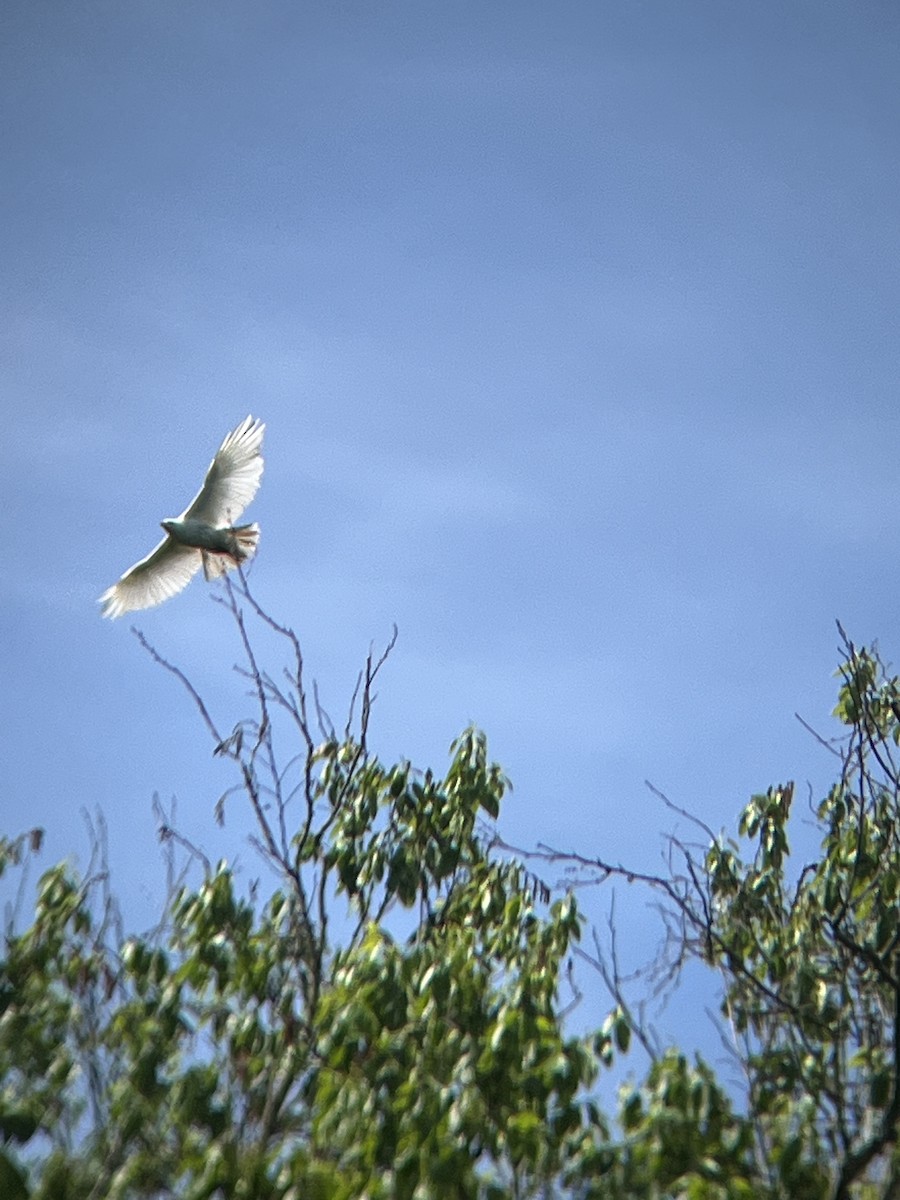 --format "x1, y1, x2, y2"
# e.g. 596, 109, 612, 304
160, 519, 177, 535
